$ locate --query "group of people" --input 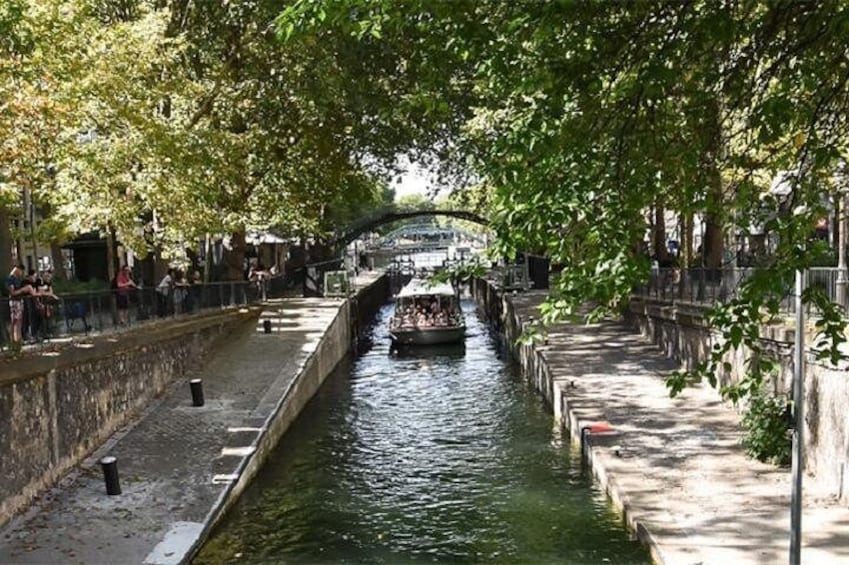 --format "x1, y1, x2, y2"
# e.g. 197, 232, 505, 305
112, 265, 204, 322
4, 259, 262, 347
155, 268, 203, 317
394, 298, 459, 329
3, 265, 59, 346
